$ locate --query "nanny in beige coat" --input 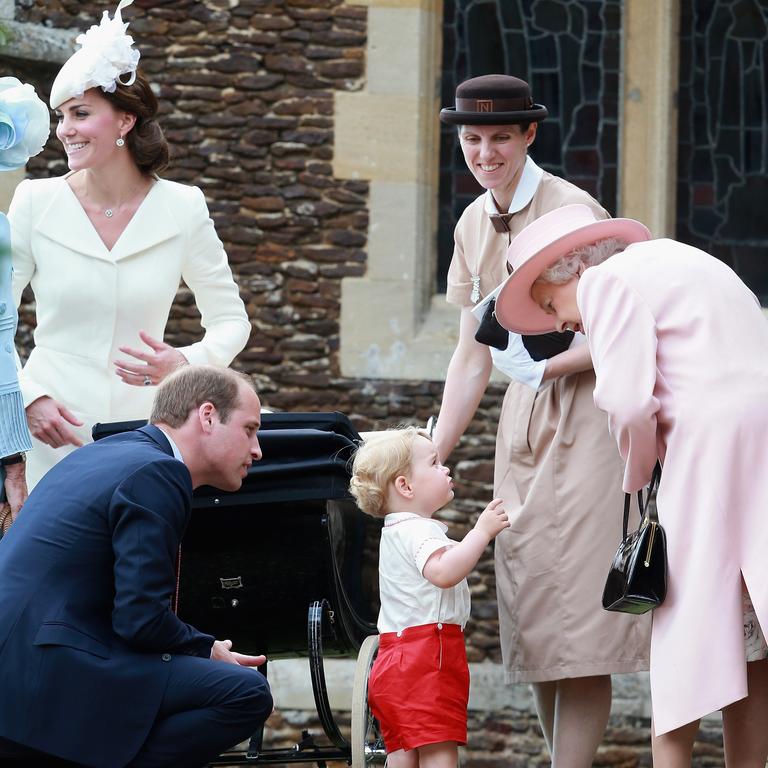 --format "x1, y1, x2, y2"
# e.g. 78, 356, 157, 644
10, 17, 250, 487
435, 75, 649, 767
